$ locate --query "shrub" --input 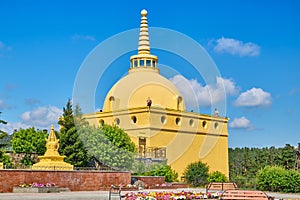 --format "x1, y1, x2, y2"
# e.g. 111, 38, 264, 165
132, 162, 178, 182
256, 166, 300, 193
207, 171, 228, 183
281, 169, 300, 193
257, 166, 285, 192
151, 165, 178, 182
183, 161, 209, 187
